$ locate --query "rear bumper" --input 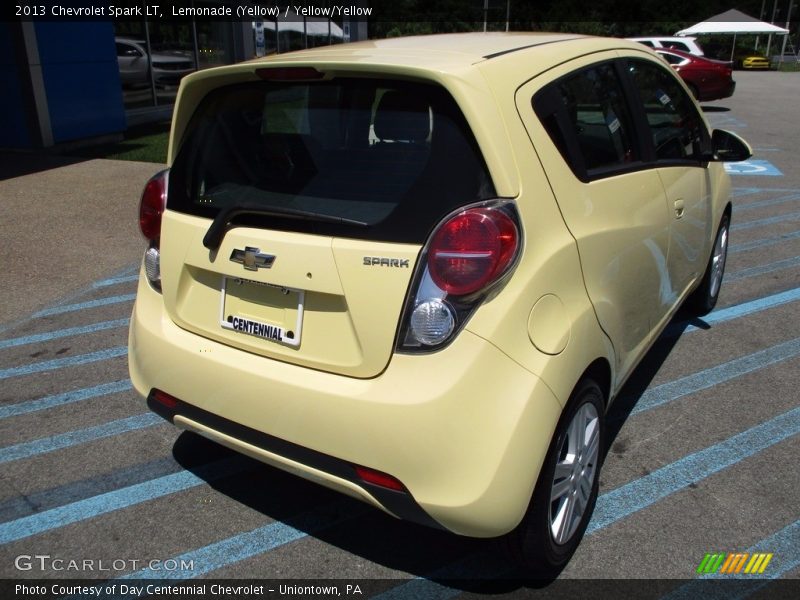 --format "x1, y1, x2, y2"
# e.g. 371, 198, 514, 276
129, 274, 563, 537
704, 79, 735, 102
